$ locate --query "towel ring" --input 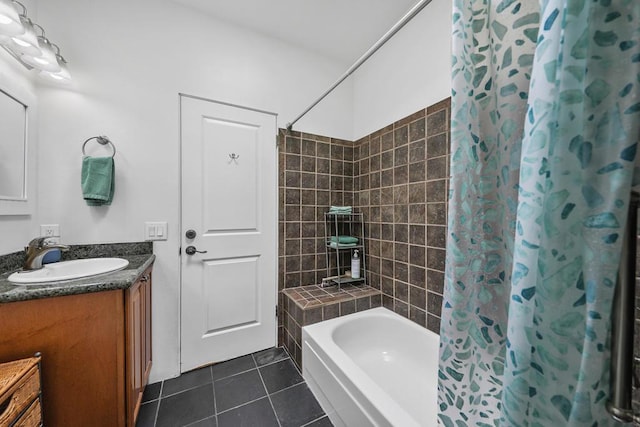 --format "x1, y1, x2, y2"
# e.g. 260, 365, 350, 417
82, 135, 116, 158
